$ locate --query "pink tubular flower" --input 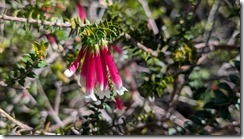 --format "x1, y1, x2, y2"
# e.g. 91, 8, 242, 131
80, 48, 91, 79
111, 44, 122, 54
77, 2, 86, 21
64, 48, 86, 77
100, 52, 109, 91
46, 34, 58, 50
84, 51, 97, 101
95, 53, 104, 91
101, 47, 127, 95
101, 47, 122, 88
115, 96, 124, 110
